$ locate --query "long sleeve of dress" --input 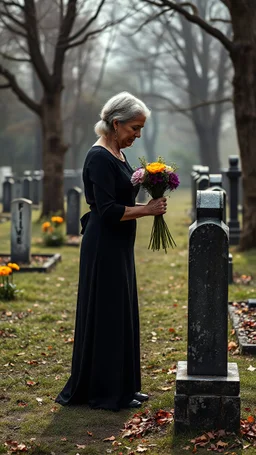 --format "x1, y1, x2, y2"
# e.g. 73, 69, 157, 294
87, 152, 126, 223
